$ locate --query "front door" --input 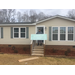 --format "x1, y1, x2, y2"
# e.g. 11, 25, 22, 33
37, 27, 44, 34
36, 26, 45, 44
